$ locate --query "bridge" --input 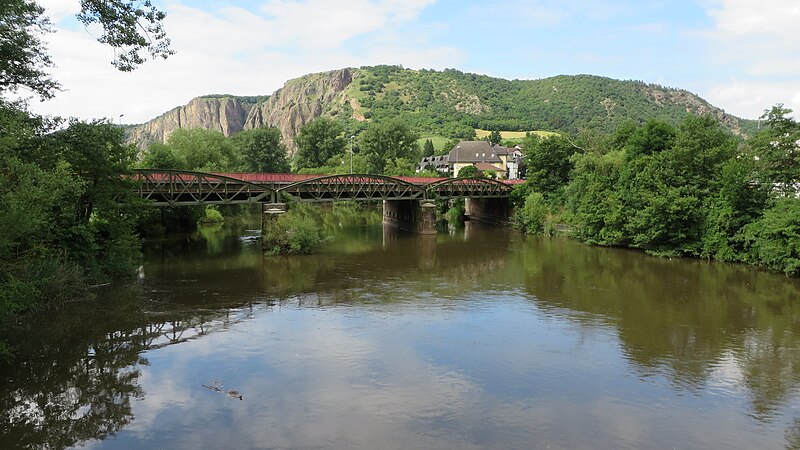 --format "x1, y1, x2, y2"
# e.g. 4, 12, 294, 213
134, 170, 522, 234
